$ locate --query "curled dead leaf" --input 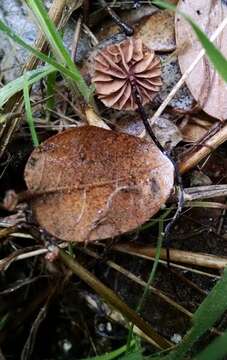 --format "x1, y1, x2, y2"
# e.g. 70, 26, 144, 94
24, 126, 174, 242
176, 0, 227, 120
179, 117, 212, 143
